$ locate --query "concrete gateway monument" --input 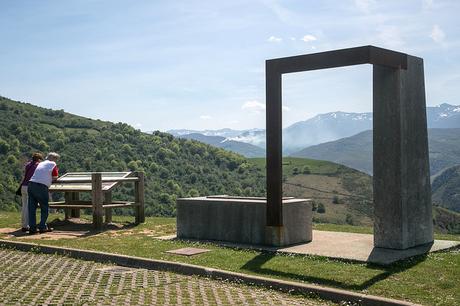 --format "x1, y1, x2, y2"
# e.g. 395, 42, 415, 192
177, 45, 437, 253
266, 45, 433, 249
